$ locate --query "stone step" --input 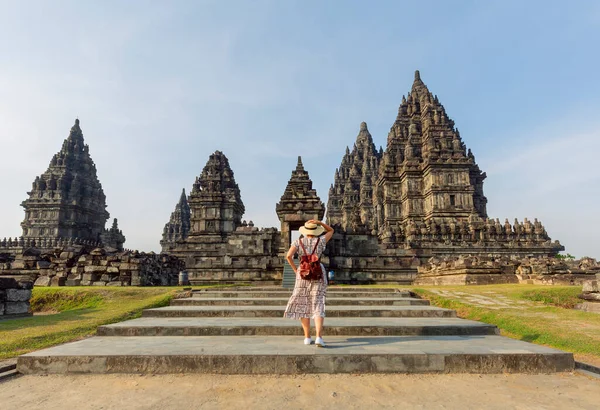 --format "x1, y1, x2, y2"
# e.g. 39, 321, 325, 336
17, 335, 574, 375
97, 317, 498, 337
0, 368, 18, 382
171, 297, 430, 306
142, 305, 456, 318
192, 291, 412, 299
195, 287, 404, 293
